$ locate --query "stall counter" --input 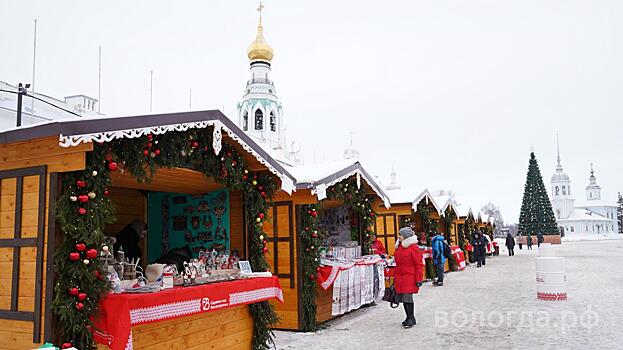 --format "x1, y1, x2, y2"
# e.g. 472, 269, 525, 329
94, 276, 283, 350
